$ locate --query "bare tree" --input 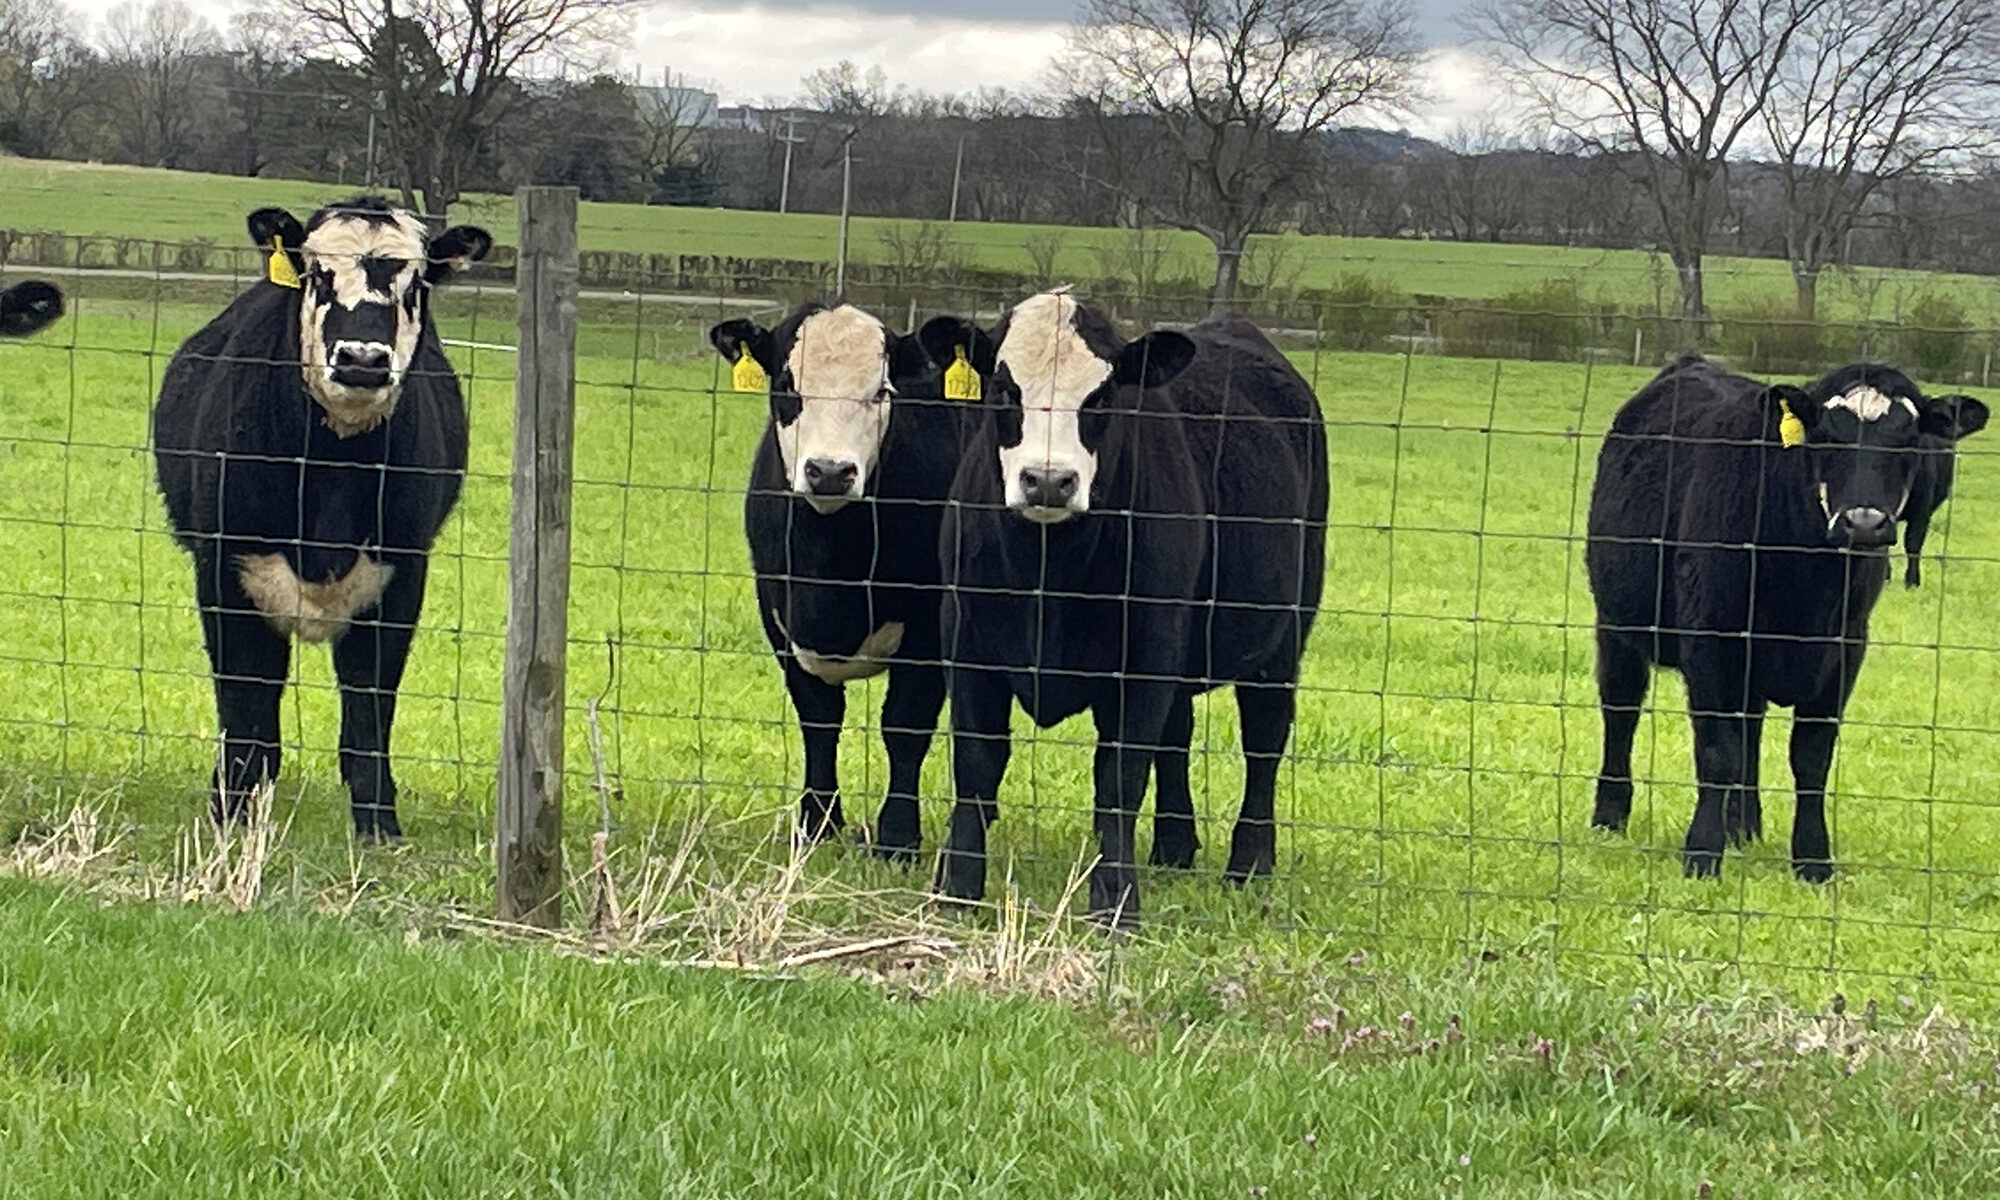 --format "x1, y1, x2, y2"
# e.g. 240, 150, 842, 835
1062, 0, 1422, 308
801, 59, 900, 118
1469, 0, 1831, 327
101, 0, 221, 169
271, 0, 636, 223
635, 69, 715, 199
1760, 0, 1999, 318
0, 0, 98, 157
